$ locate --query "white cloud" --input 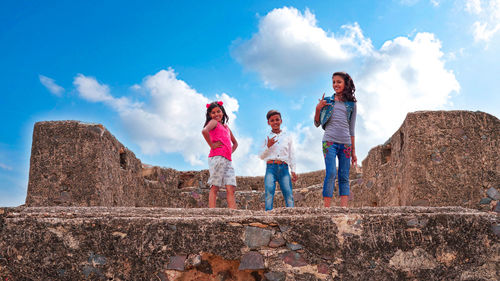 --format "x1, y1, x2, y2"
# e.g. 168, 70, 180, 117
464, 0, 500, 43
74, 74, 114, 103
356, 32, 460, 145
39, 75, 64, 96
399, 0, 441, 6
232, 7, 372, 88
465, 0, 482, 14
472, 20, 500, 42
289, 124, 324, 173
430, 0, 441, 6
0, 162, 13, 171
130, 84, 141, 91
232, 136, 265, 176
73, 69, 243, 167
